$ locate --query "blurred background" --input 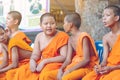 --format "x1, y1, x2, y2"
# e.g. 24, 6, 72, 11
0, 0, 120, 42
